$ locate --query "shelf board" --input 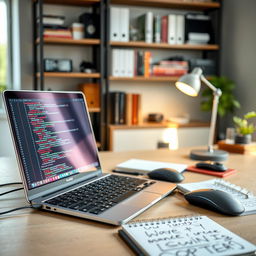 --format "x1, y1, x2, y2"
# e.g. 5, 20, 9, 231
110, 41, 219, 50
36, 38, 100, 45
109, 121, 210, 130
42, 0, 100, 6
37, 72, 101, 78
110, 0, 220, 10
109, 76, 181, 82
